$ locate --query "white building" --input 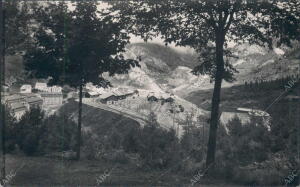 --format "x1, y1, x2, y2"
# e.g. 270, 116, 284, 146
35, 82, 48, 92
4, 95, 27, 120
47, 86, 62, 93
20, 84, 32, 93
237, 107, 253, 112
41, 92, 63, 106
237, 107, 270, 117
85, 91, 100, 98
